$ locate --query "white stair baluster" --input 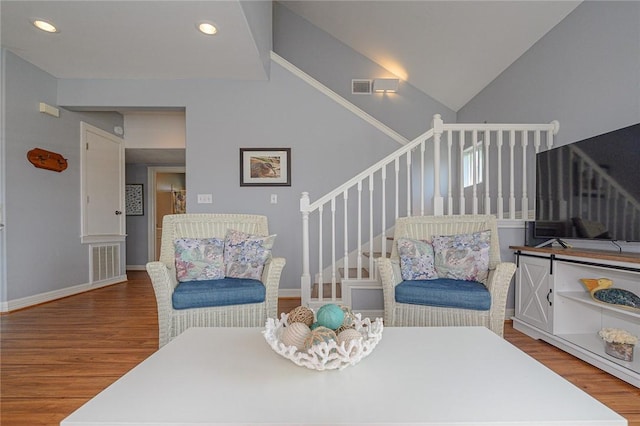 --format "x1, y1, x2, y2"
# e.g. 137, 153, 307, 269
497, 131, 504, 219
432, 114, 444, 215
357, 181, 362, 279
472, 129, 478, 214
521, 131, 529, 220
509, 130, 516, 219
331, 198, 337, 301
343, 190, 349, 281
447, 129, 453, 215
484, 130, 491, 215
458, 131, 466, 214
